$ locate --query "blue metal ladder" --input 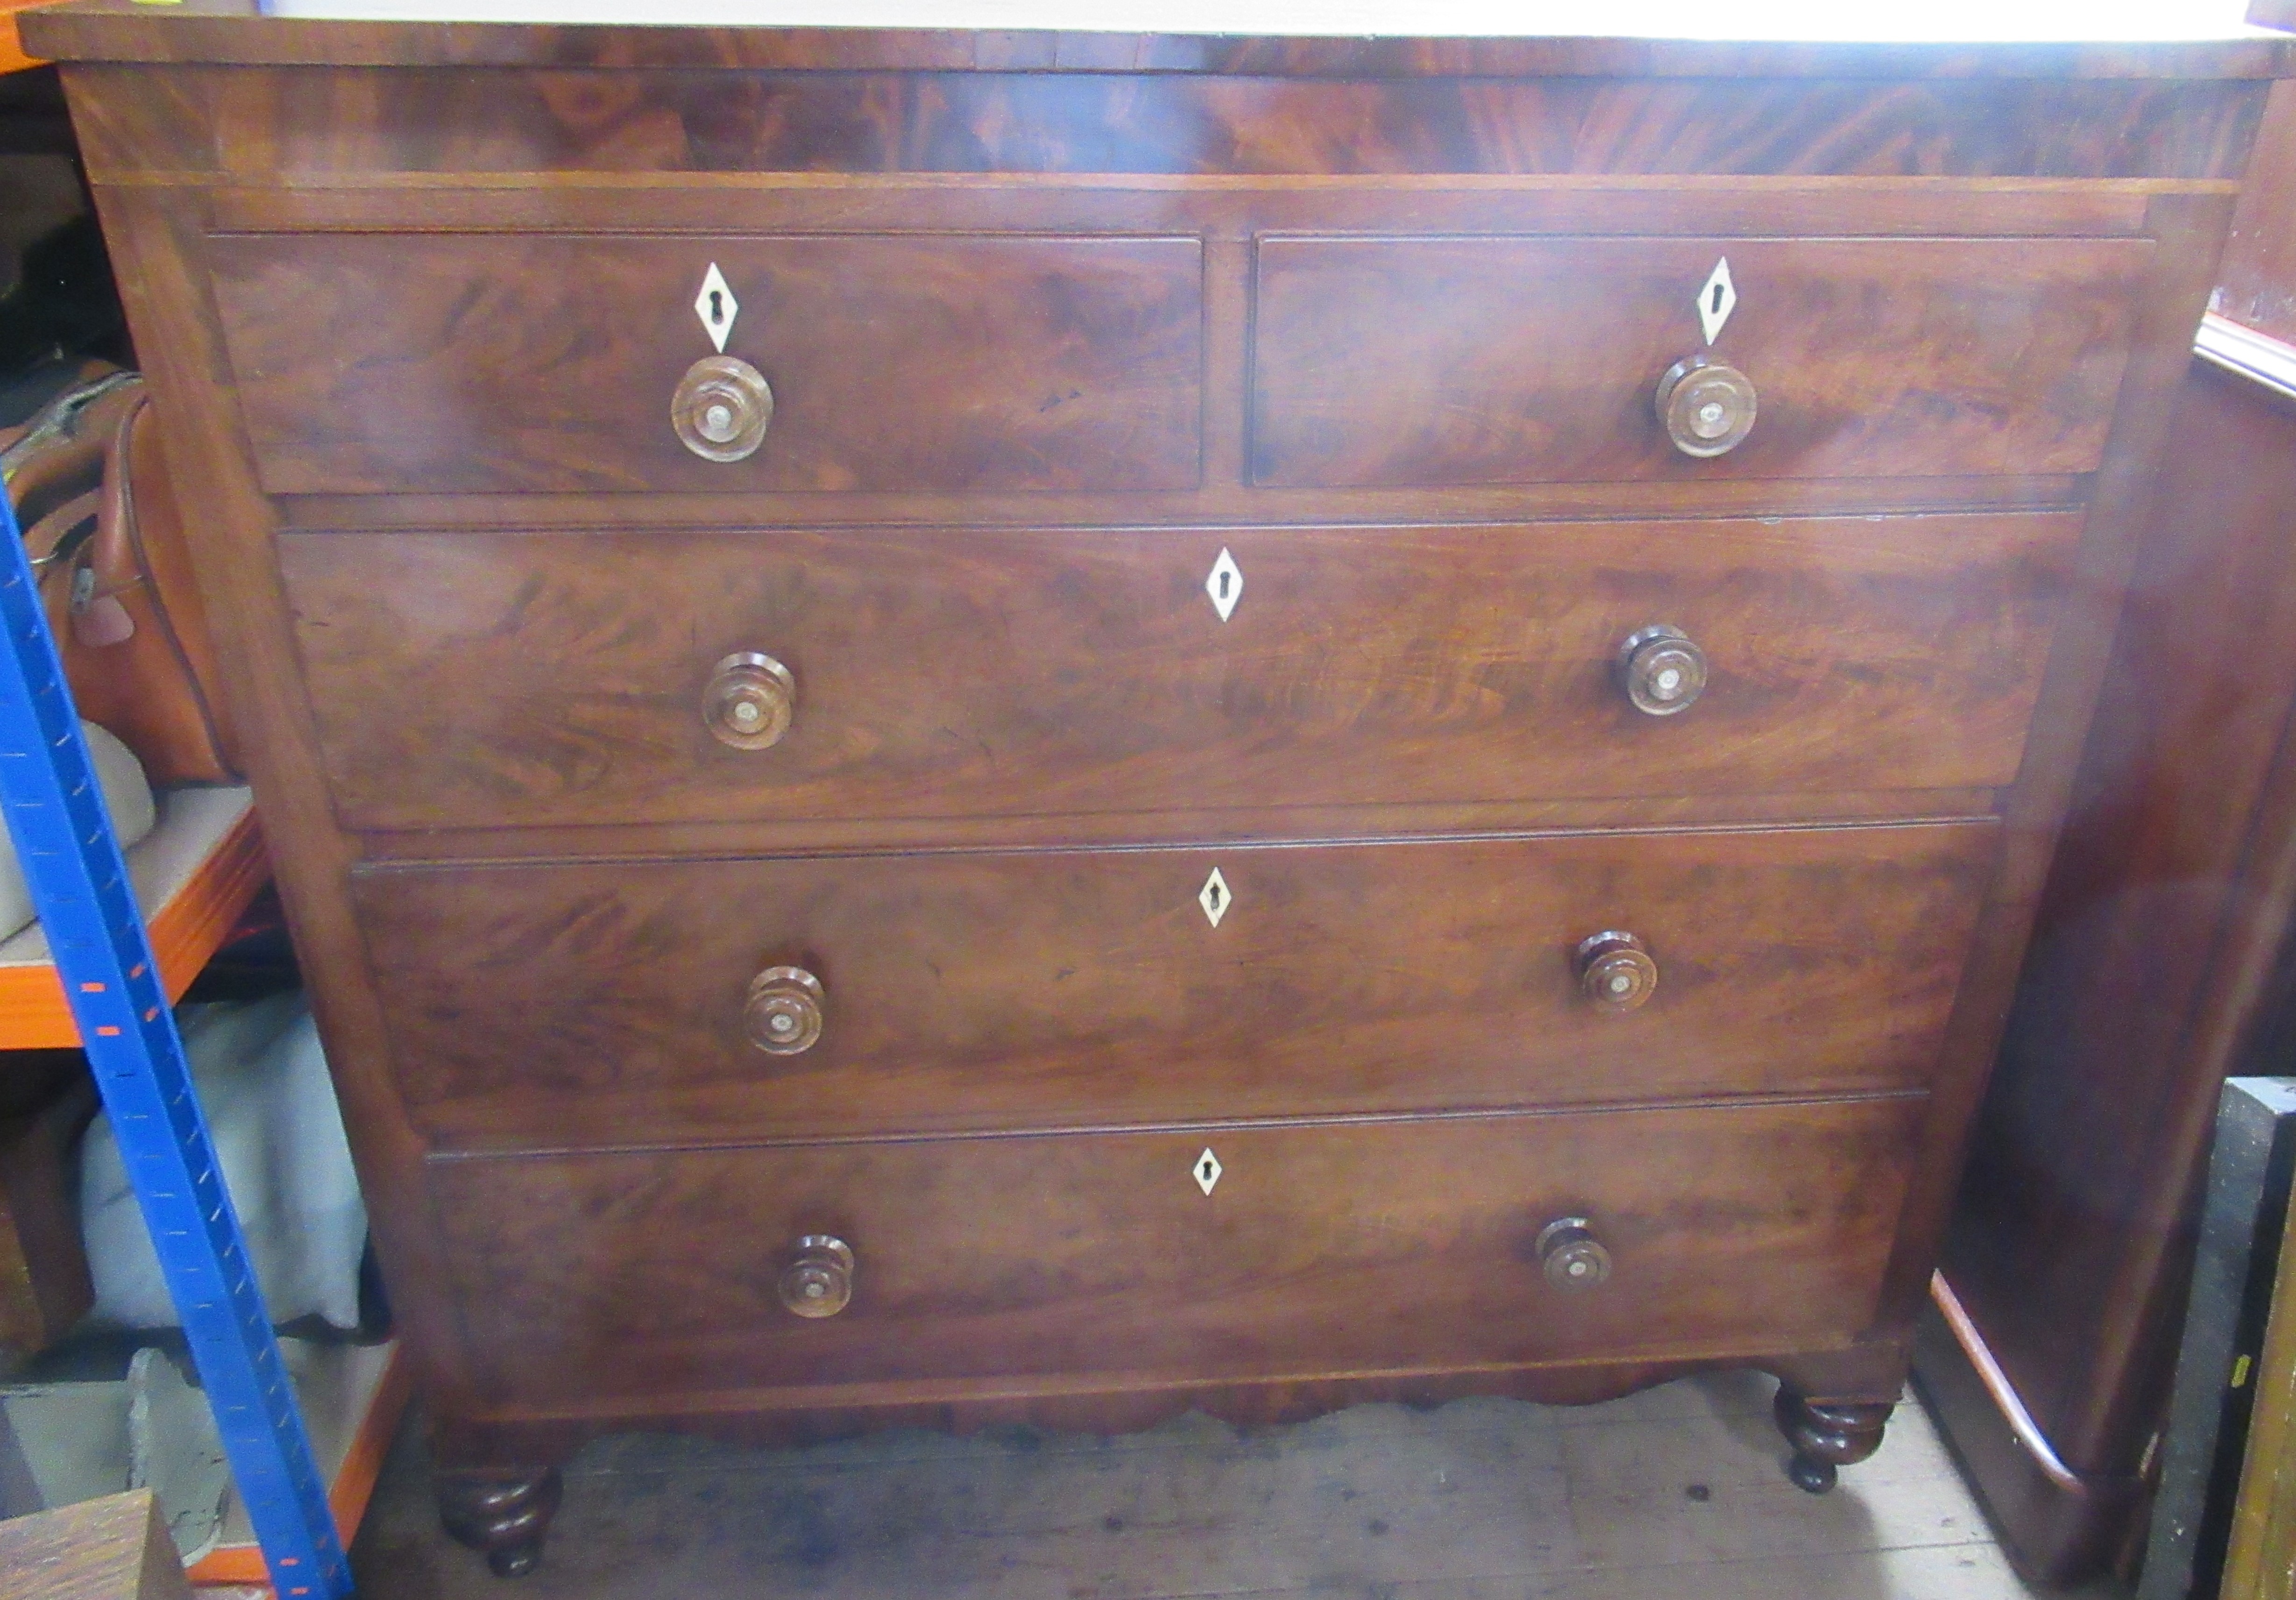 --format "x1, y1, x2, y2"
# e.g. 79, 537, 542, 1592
0, 495, 351, 1597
